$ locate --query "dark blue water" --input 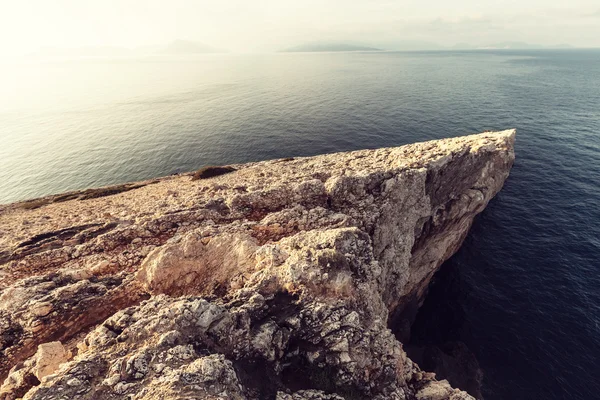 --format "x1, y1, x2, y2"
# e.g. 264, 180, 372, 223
410, 50, 600, 400
1, 50, 599, 399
